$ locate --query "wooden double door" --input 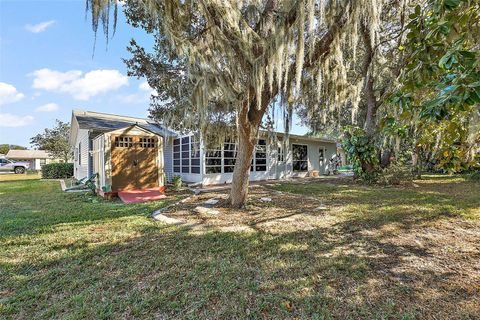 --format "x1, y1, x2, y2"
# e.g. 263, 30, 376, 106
111, 135, 159, 191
